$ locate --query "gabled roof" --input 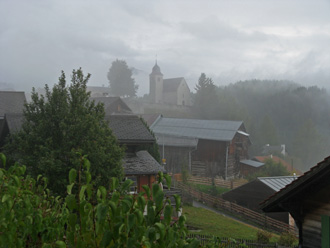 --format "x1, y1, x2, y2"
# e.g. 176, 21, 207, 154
240, 159, 264, 168
0, 91, 26, 116
123, 150, 165, 175
91, 97, 132, 114
254, 156, 302, 175
105, 114, 155, 144
163, 78, 184, 92
151, 117, 245, 142
140, 113, 162, 127
5, 113, 24, 133
258, 176, 298, 192
261, 156, 330, 212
